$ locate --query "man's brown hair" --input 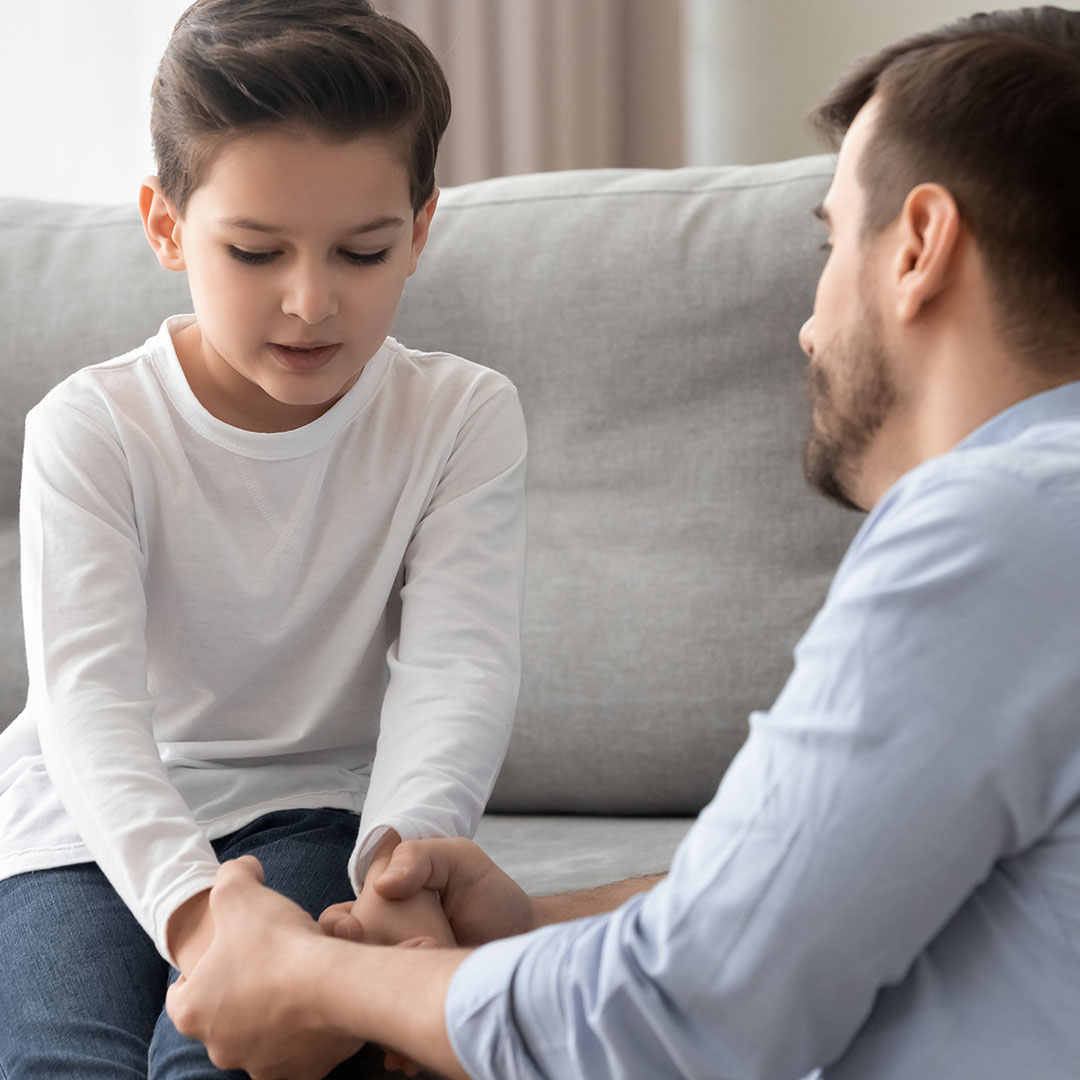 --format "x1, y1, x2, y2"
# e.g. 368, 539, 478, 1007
811, 7, 1080, 368
151, 0, 451, 216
